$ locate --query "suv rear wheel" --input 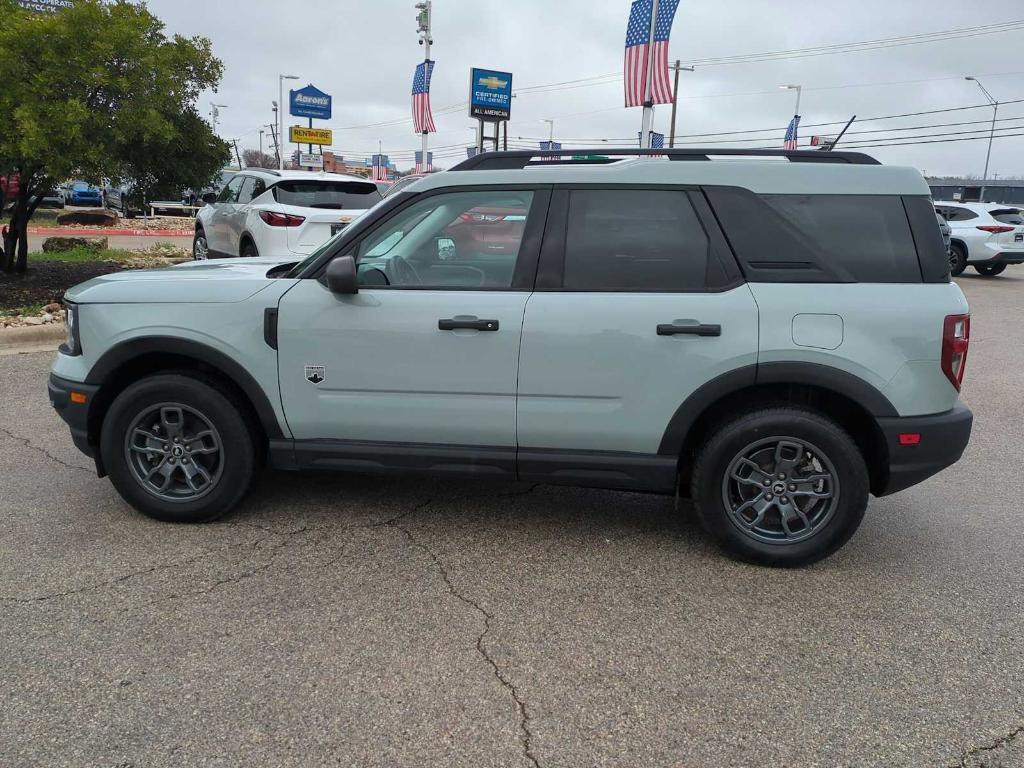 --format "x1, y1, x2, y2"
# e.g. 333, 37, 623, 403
100, 374, 258, 523
974, 263, 1006, 277
949, 242, 968, 276
691, 407, 868, 567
